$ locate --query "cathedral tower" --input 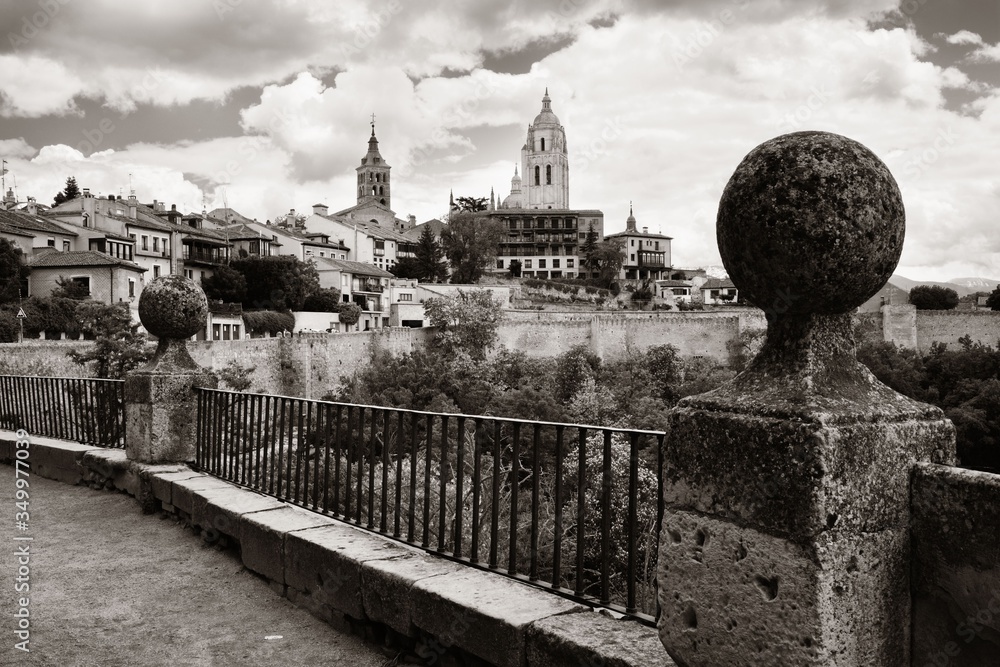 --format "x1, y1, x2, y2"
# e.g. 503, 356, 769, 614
520, 89, 569, 210
357, 117, 391, 209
